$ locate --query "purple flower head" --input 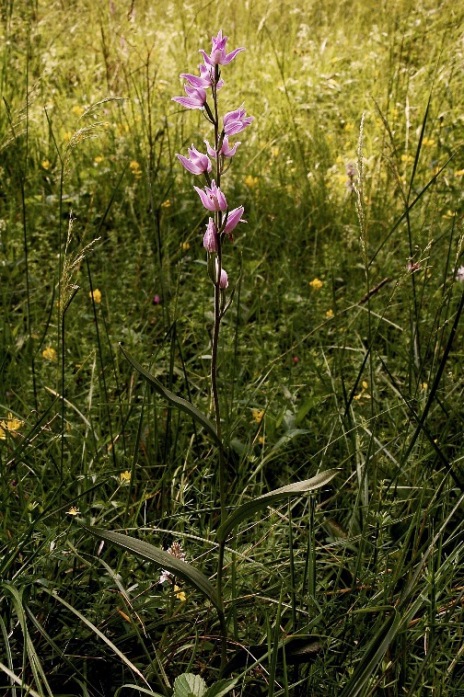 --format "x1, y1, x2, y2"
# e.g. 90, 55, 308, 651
224, 206, 246, 237
200, 30, 245, 67
203, 218, 218, 252
172, 84, 207, 110
181, 64, 224, 90
219, 267, 229, 289
205, 136, 240, 159
223, 107, 254, 136
194, 180, 228, 212
176, 146, 212, 175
